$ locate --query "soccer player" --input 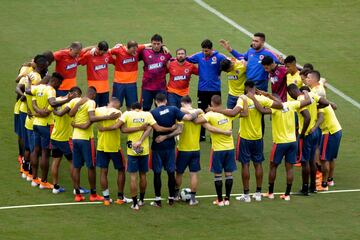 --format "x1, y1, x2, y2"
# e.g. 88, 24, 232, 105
139, 34, 171, 111
166, 48, 198, 108
261, 56, 288, 102
210, 81, 282, 202
314, 104, 342, 191
79, 41, 114, 107
68, 87, 119, 202
187, 39, 227, 141
284, 55, 303, 100
28, 72, 71, 189
51, 86, 82, 194
253, 91, 312, 201
288, 84, 332, 194
307, 70, 326, 98
219, 58, 246, 109
219, 33, 280, 91
193, 95, 237, 207
149, 93, 202, 207
53, 42, 92, 96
